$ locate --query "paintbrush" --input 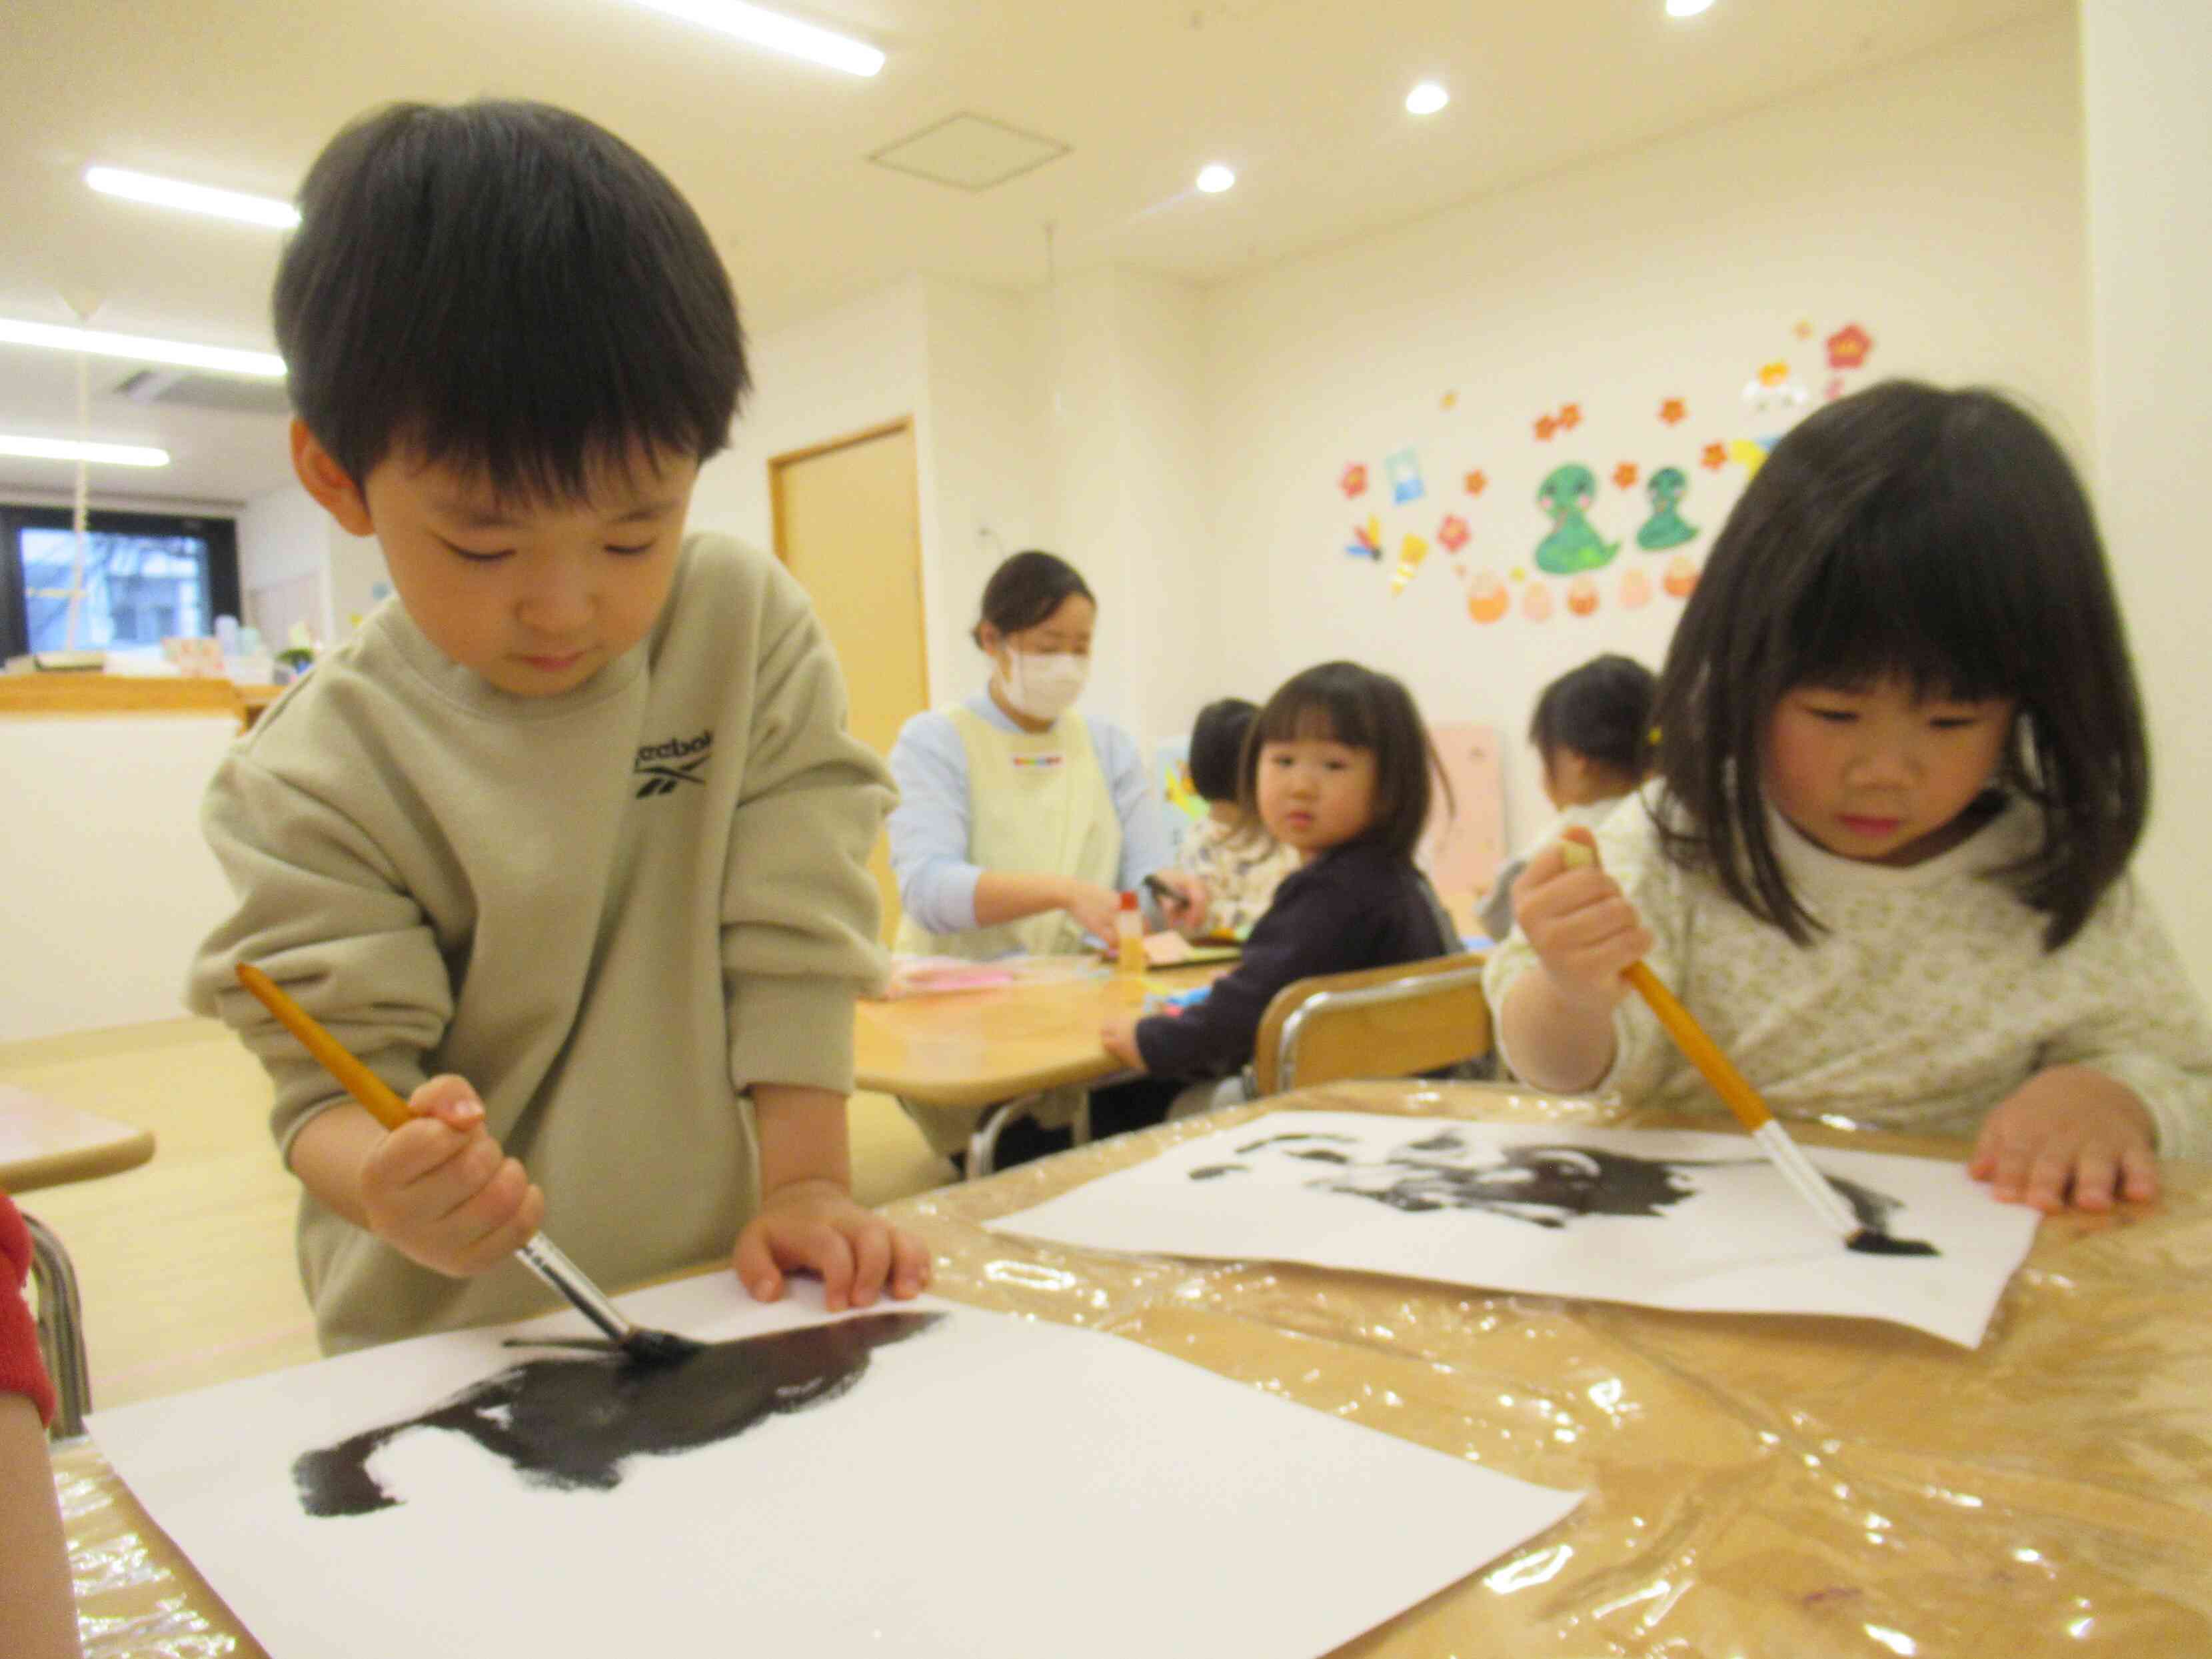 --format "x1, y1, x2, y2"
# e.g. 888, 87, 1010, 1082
235, 962, 702, 1364
1555, 837, 1905, 1252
